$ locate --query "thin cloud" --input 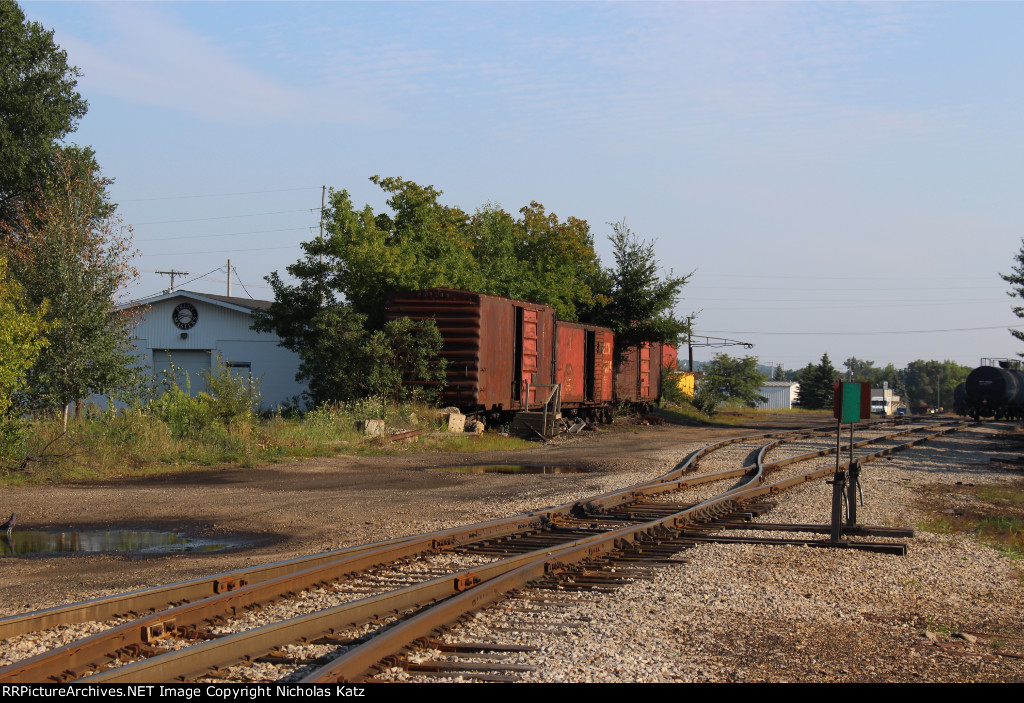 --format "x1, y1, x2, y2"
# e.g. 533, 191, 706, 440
53, 4, 397, 126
